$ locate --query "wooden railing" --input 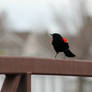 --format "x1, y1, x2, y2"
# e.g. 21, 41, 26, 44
0, 56, 92, 92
